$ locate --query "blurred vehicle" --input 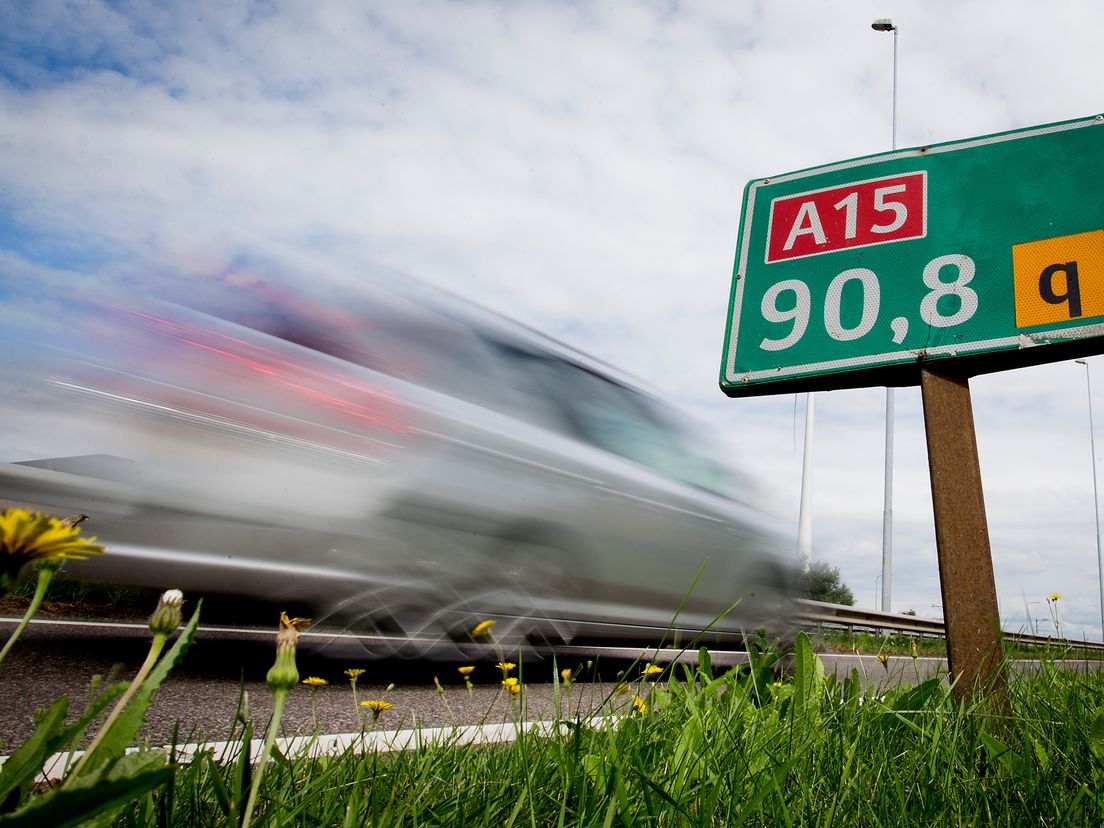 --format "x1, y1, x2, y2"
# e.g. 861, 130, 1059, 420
0, 269, 797, 655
